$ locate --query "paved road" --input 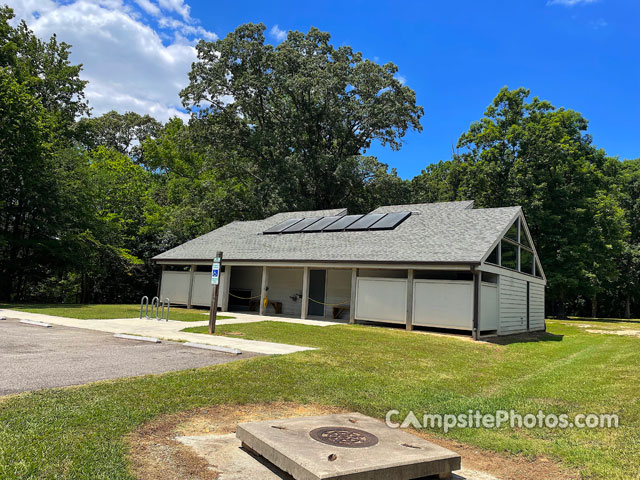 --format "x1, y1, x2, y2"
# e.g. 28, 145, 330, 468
0, 317, 260, 396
